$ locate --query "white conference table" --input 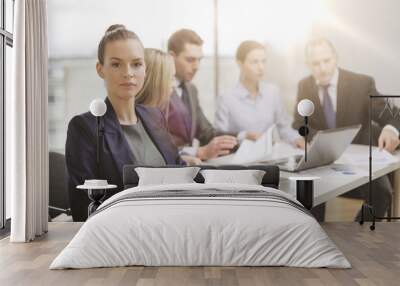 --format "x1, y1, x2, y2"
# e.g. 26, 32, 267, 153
278, 144, 400, 211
